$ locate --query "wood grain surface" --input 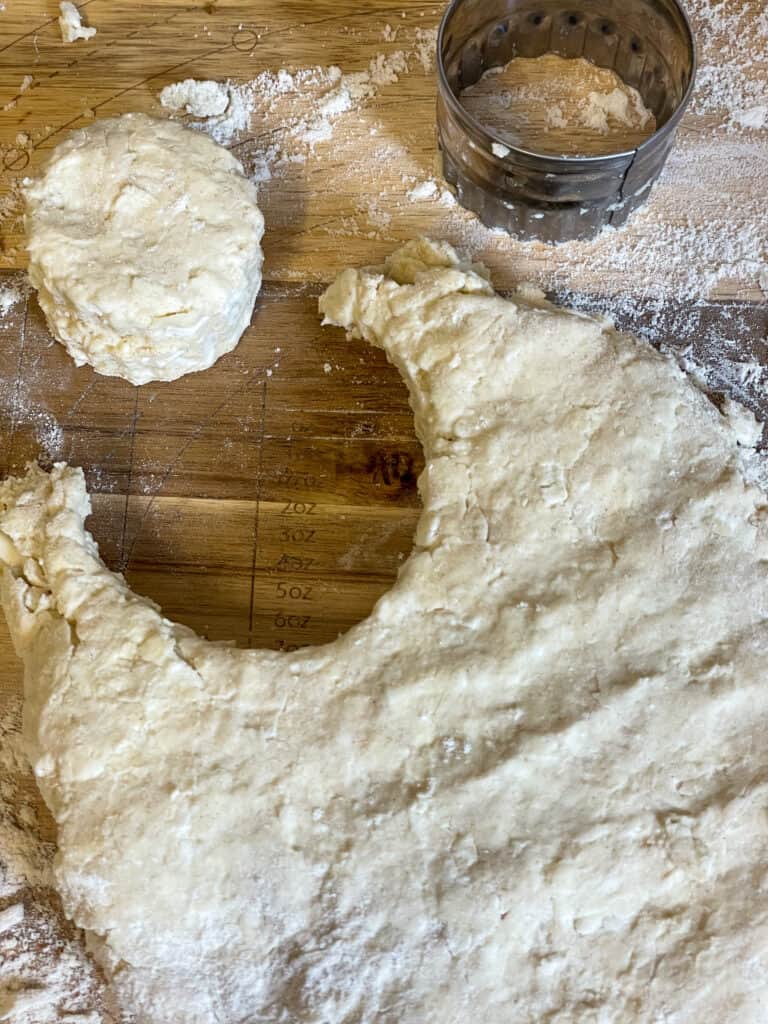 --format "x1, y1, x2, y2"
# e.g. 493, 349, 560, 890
0, 0, 766, 1011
